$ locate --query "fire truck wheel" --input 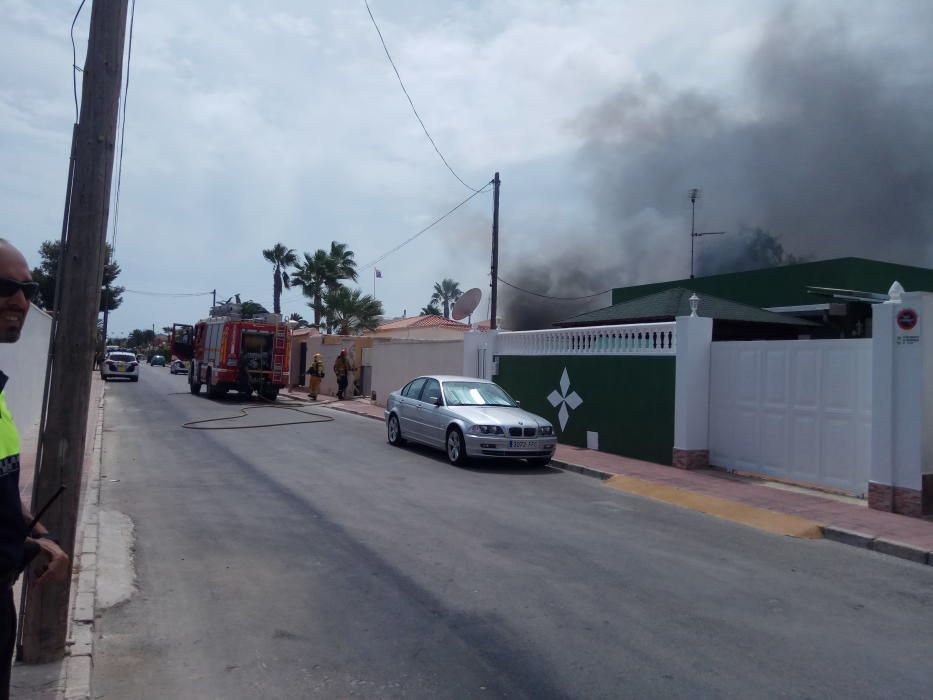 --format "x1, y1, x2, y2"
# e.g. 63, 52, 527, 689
260, 386, 279, 401
189, 366, 202, 394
